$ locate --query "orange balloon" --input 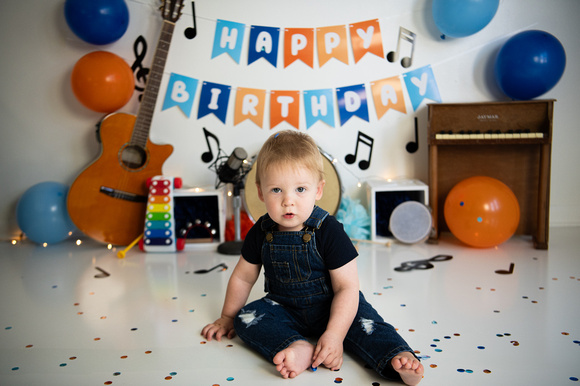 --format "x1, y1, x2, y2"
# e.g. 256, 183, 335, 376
71, 51, 135, 113
444, 176, 520, 248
